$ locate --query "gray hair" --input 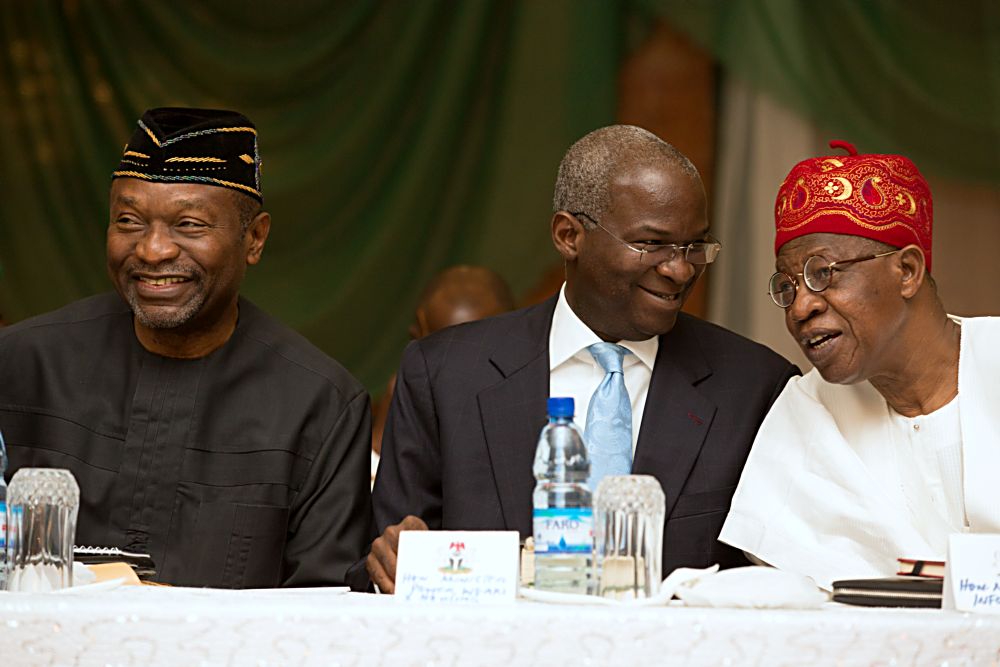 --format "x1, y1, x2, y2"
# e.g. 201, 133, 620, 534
233, 191, 262, 233
552, 125, 700, 226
